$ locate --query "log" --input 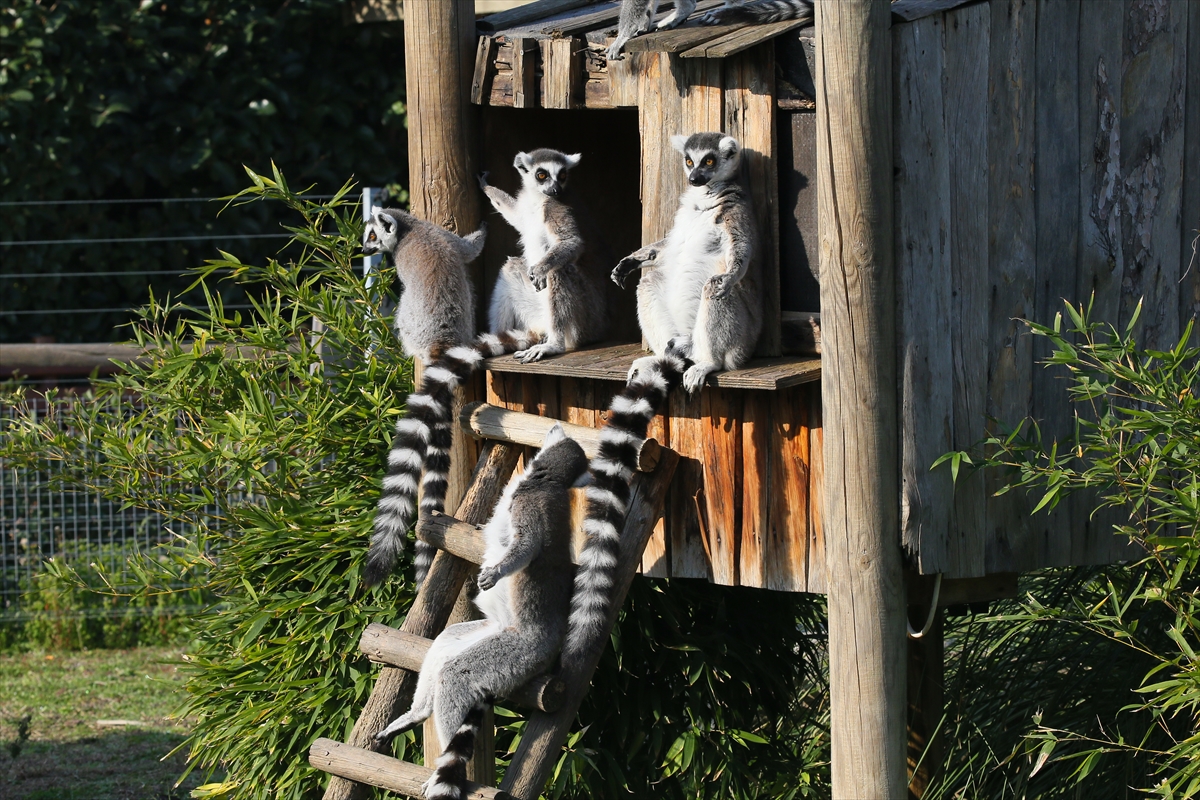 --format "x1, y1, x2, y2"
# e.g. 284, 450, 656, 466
310, 739, 511, 800
417, 512, 488, 565
0, 342, 144, 378
358, 624, 568, 714
321, 442, 521, 800
815, 0, 907, 797
460, 401, 661, 472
